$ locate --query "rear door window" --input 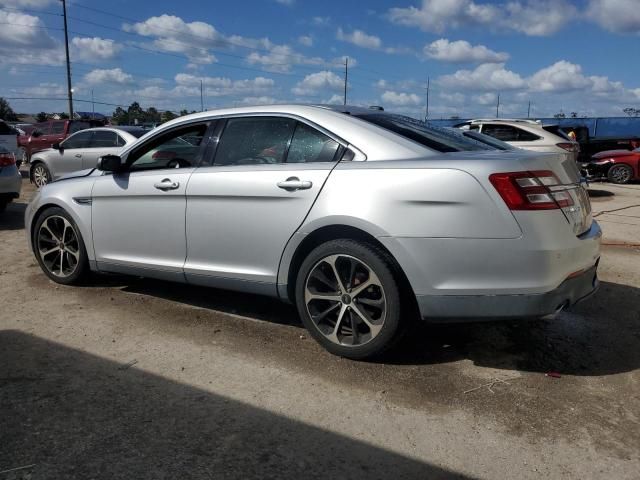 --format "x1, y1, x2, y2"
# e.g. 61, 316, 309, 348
50, 121, 65, 135
214, 117, 296, 166
286, 123, 340, 163
34, 122, 51, 135
69, 121, 90, 134
90, 131, 119, 148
